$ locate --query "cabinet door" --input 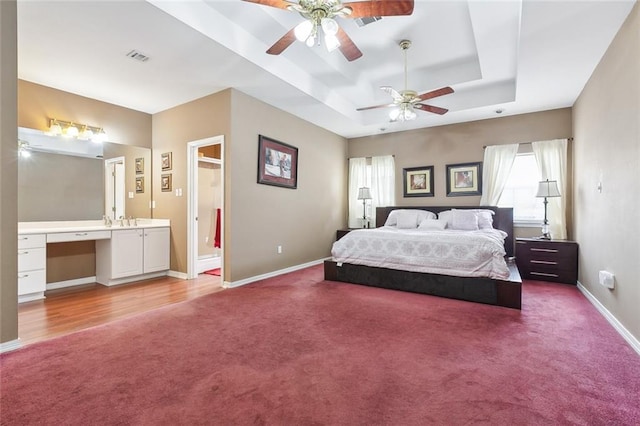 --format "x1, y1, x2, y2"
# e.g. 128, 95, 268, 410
143, 227, 170, 273
111, 229, 144, 278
